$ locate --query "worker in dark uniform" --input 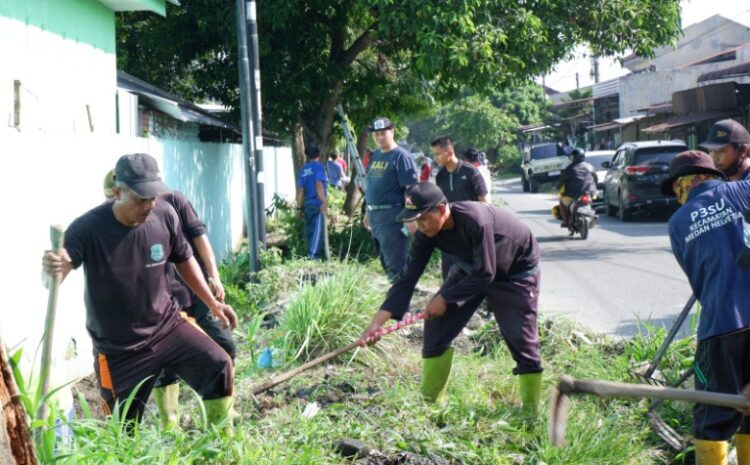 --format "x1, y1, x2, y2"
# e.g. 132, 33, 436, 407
661, 150, 750, 465
431, 135, 488, 278
364, 116, 418, 282
103, 170, 236, 429
43, 154, 236, 427
702, 119, 750, 182
361, 183, 543, 414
